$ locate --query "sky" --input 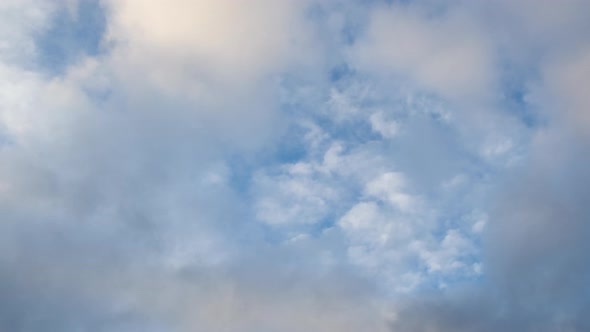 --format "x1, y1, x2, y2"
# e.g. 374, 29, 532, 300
0, 0, 589, 331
